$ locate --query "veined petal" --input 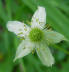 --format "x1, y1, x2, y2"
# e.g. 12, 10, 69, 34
7, 21, 30, 37
36, 43, 54, 67
45, 30, 67, 44
31, 6, 46, 29
14, 39, 34, 61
